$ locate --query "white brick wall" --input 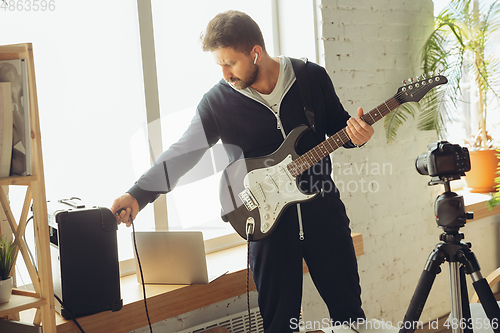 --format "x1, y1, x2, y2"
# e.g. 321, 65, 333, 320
300, 0, 500, 328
